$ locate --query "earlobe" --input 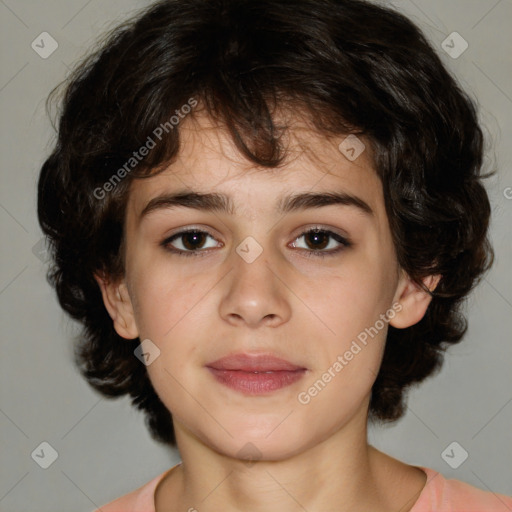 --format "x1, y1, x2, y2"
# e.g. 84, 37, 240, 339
389, 272, 441, 329
94, 273, 139, 340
